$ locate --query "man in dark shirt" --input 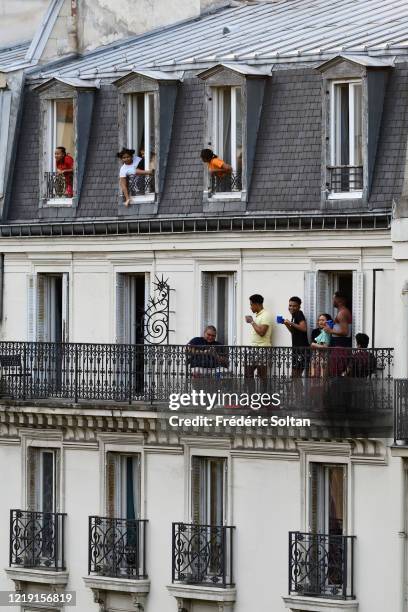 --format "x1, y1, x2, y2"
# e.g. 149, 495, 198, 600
187, 325, 228, 374
283, 296, 309, 377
